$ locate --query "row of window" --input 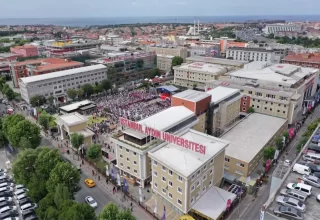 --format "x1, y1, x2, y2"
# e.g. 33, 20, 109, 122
251, 105, 286, 113
154, 182, 183, 206
119, 163, 138, 174
190, 159, 214, 181
250, 99, 287, 107
153, 161, 183, 182
190, 170, 213, 192
190, 180, 213, 205
119, 146, 137, 155
248, 91, 288, 101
